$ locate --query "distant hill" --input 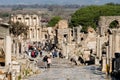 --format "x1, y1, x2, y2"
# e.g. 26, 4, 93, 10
0, 4, 80, 23
0, 4, 82, 9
